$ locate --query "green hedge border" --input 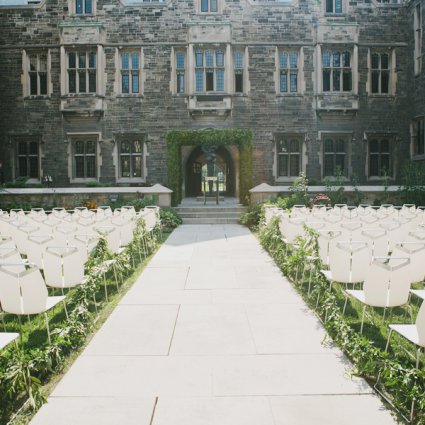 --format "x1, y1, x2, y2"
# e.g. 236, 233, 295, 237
166, 129, 253, 206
